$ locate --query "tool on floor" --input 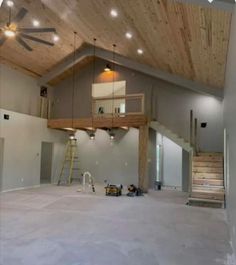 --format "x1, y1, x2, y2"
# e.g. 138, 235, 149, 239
105, 184, 123, 196
77, 171, 95, 193
127, 184, 143, 197
57, 136, 80, 186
